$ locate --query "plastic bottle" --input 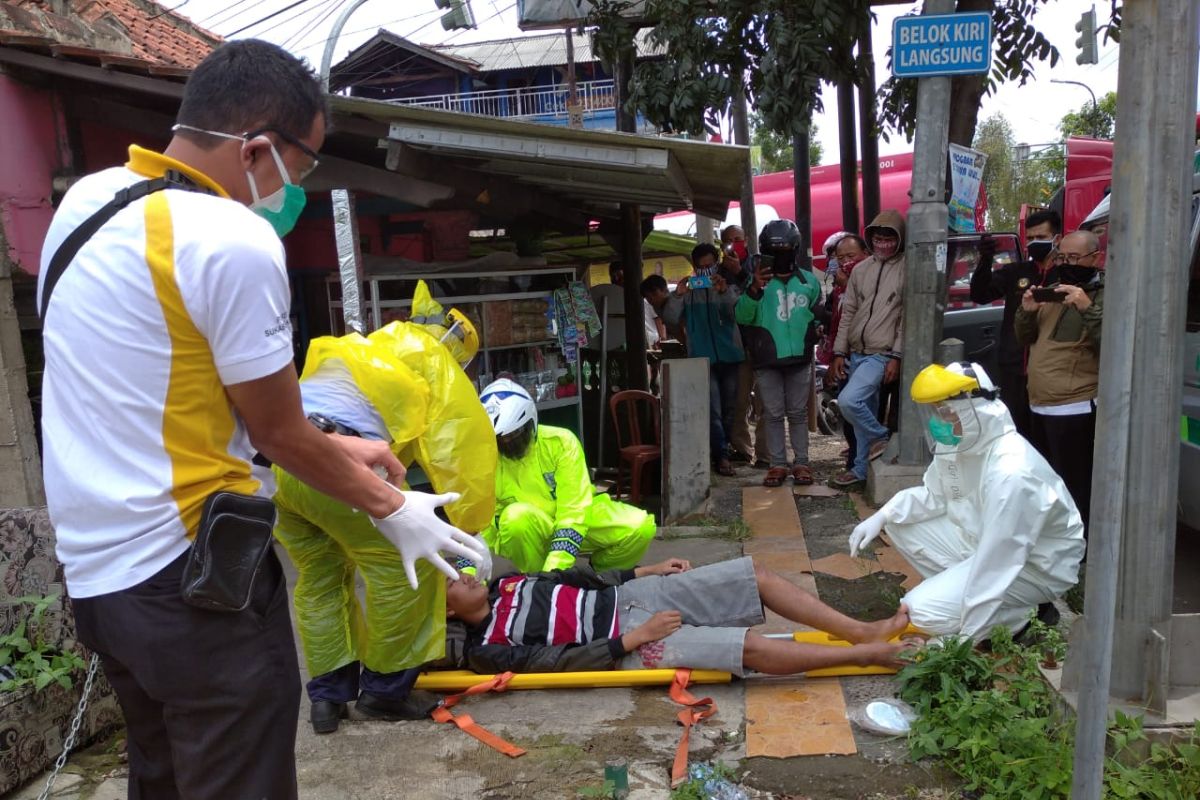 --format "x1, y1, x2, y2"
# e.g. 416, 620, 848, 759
685, 763, 748, 800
